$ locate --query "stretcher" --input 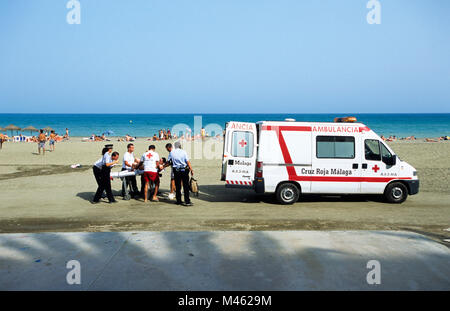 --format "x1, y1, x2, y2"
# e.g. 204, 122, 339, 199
110, 170, 144, 200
